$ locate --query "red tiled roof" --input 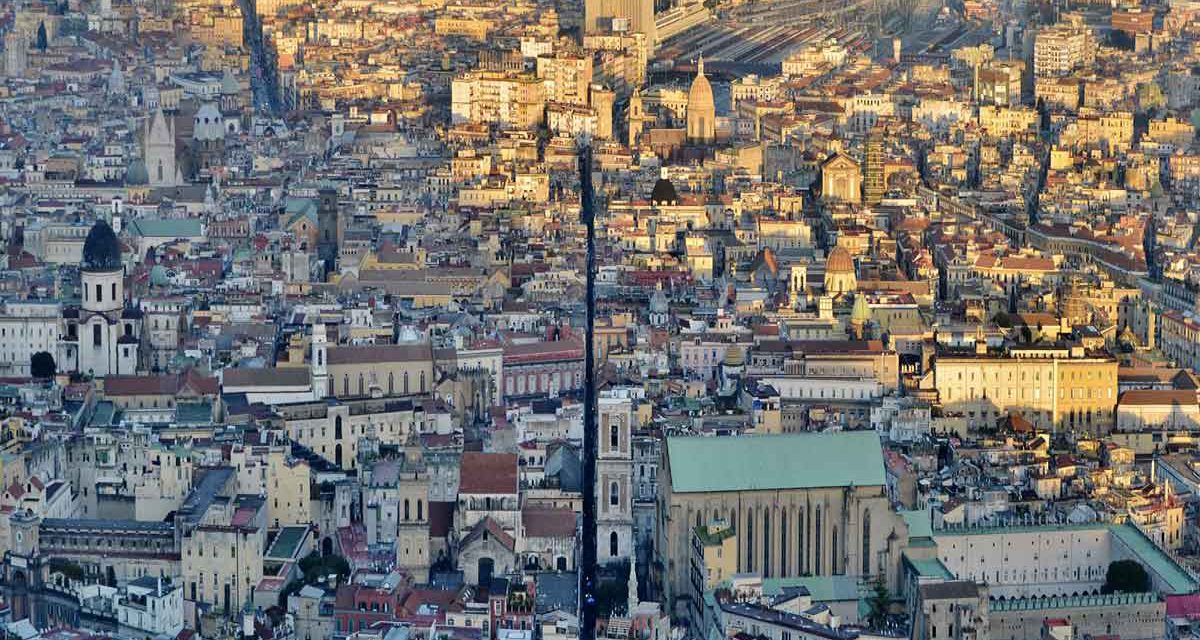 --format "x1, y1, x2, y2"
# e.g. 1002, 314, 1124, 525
522, 508, 575, 538
1118, 389, 1199, 407
459, 452, 517, 495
